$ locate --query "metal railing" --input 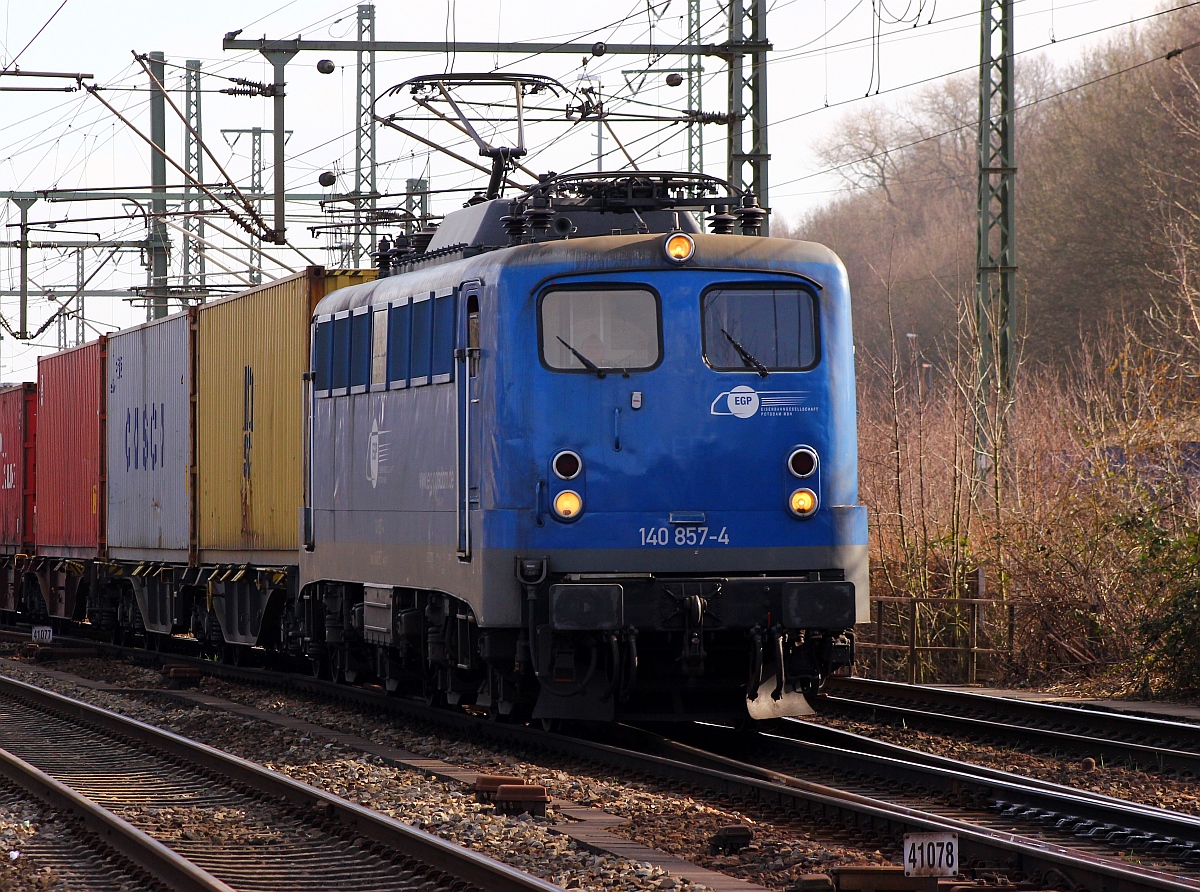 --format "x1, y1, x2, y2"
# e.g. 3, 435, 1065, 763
854, 595, 1017, 684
